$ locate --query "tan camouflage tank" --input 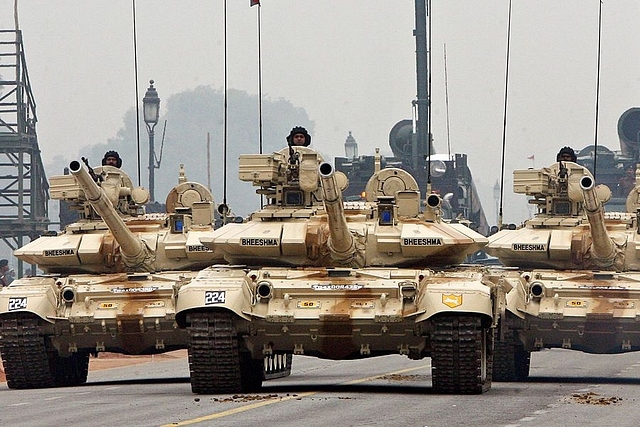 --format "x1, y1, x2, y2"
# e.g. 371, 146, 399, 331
176, 145, 504, 394
486, 160, 640, 381
0, 159, 290, 389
